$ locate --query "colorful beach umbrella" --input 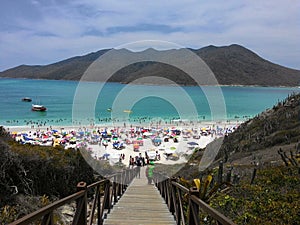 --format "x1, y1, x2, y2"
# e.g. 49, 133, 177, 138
187, 141, 198, 146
